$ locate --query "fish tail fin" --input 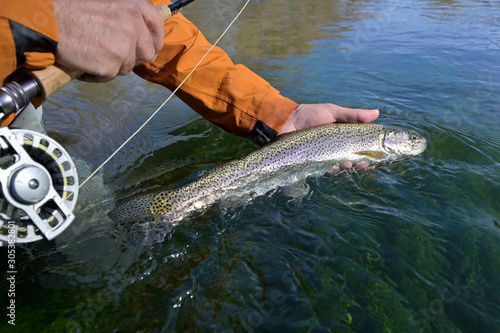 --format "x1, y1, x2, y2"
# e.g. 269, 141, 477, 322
108, 191, 175, 224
